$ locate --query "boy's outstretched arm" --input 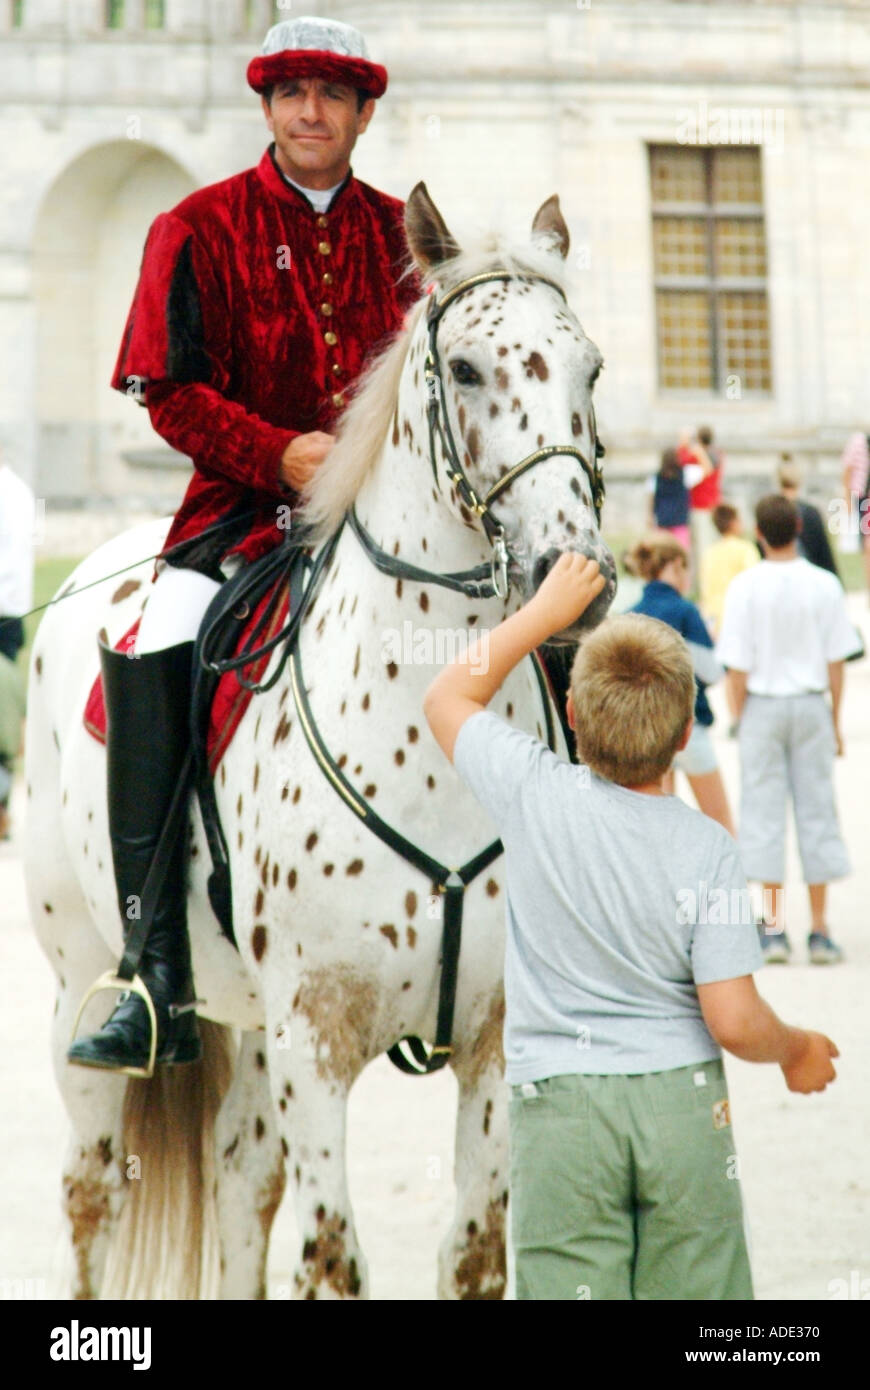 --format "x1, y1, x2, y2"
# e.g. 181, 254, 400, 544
423, 553, 605, 763
697, 975, 839, 1093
